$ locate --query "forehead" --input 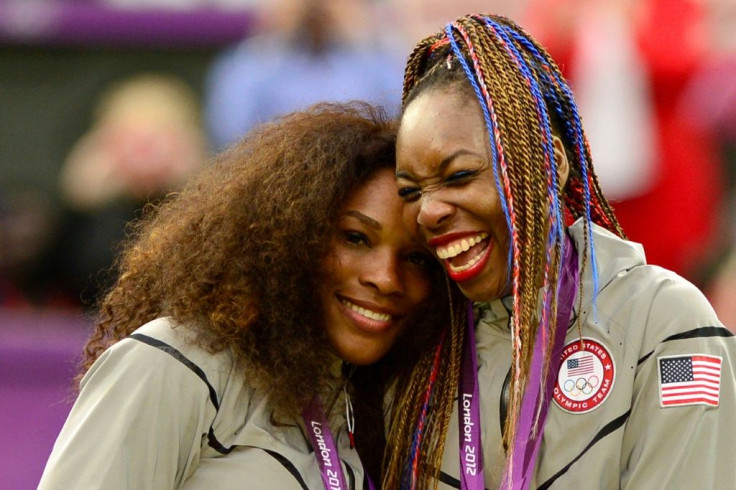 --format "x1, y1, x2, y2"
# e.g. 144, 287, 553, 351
397, 88, 487, 171
341, 168, 400, 214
